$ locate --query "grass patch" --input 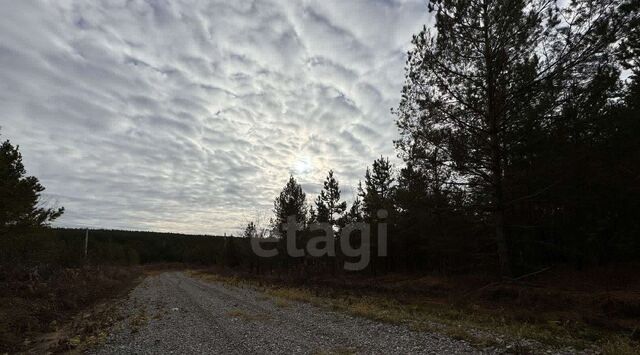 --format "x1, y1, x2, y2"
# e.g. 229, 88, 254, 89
128, 308, 149, 333
52, 300, 126, 352
601, 336, 640, 355
0, 265, 141, 353
188, 270, 244, 287
274, 299, 291, 308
